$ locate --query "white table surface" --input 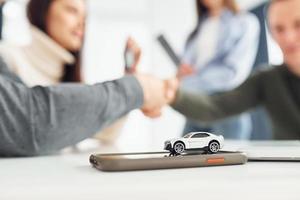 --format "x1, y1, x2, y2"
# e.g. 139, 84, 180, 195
1, 140, 300, 200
